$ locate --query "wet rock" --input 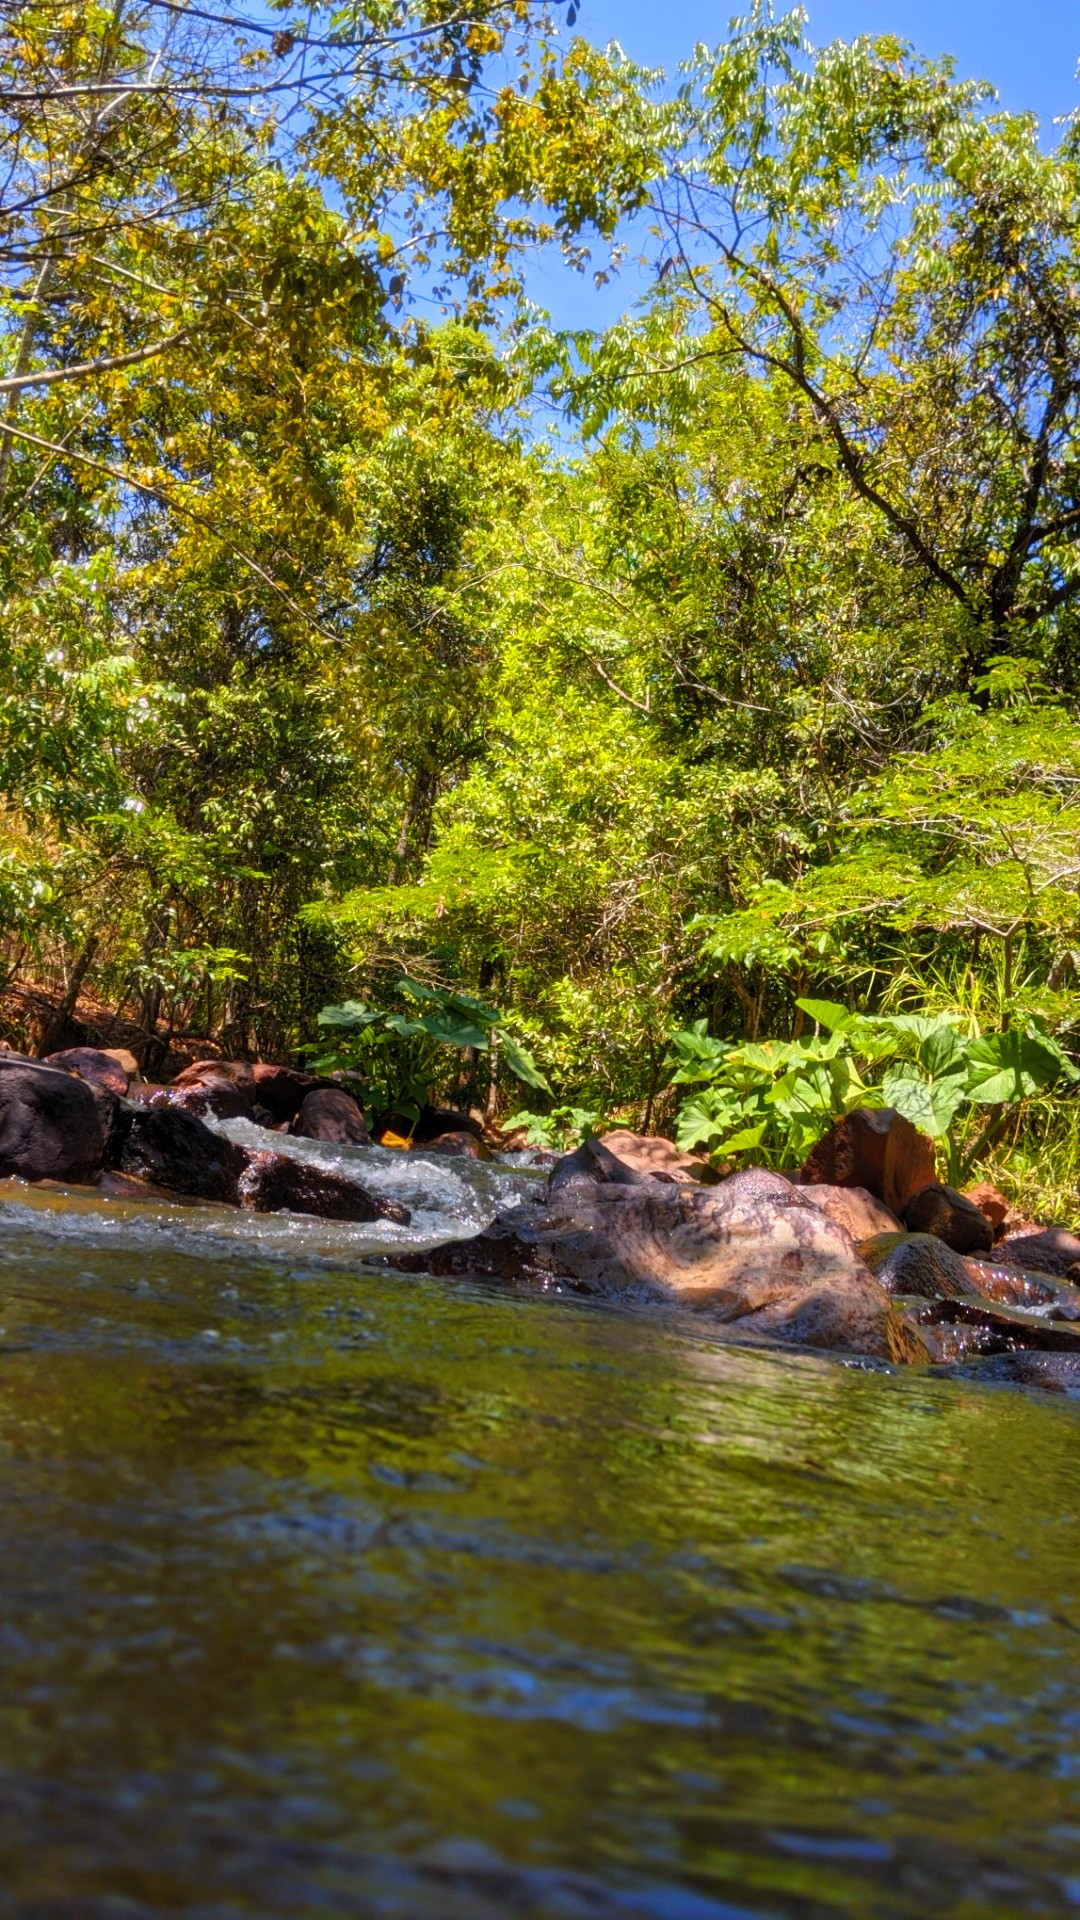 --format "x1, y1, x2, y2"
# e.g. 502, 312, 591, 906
964, 1182, 1012, 1239
172, 1058, 254, 1093
412, 1183, 924, 1363
901, 1182, 994, 1254
291, 1088, 370, 1146
940, 1351, 1080, 1395
413, 1105, 484, 1145
996, 1226, 1080, 1279
165, 1080, 254, 1121
45, 1046, 131, 1098
598, 1129, 718, 1185
420, 1131, 491, 1160
963, 1255, 1080, 1320
902, 1293, 1080, 1358
547, 1137, 648, 1197
236, 1150, 408, 1223
799, 1107, 935, 1214
862, 1231, 984, 1300
800, 1183, 902, 1241
0, 1058, 105, 1183
111, 1102, 247, 1203
251, 1063, 318, 1124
